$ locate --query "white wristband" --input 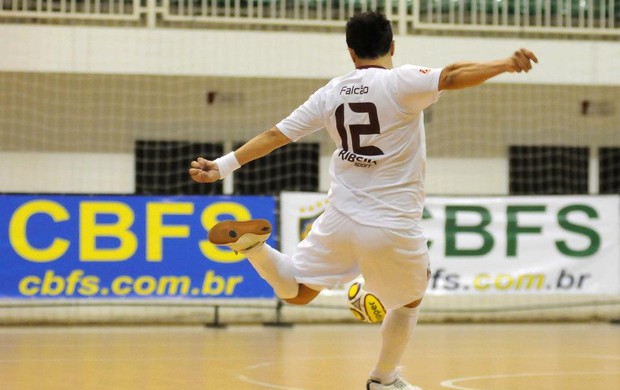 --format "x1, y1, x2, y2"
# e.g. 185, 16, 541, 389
213, 152, 241, 180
